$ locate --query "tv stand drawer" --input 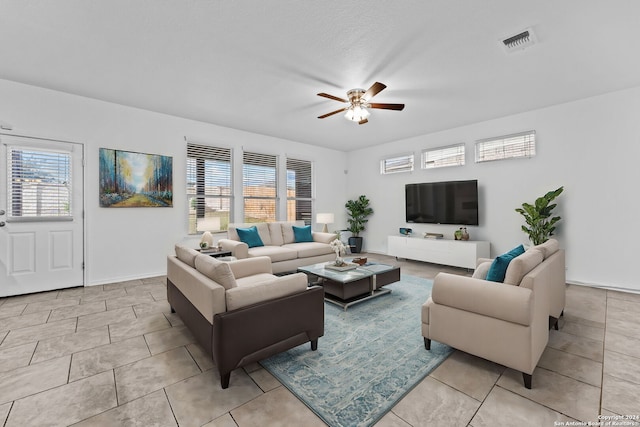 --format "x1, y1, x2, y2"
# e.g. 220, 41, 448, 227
387, 235, 489, 269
